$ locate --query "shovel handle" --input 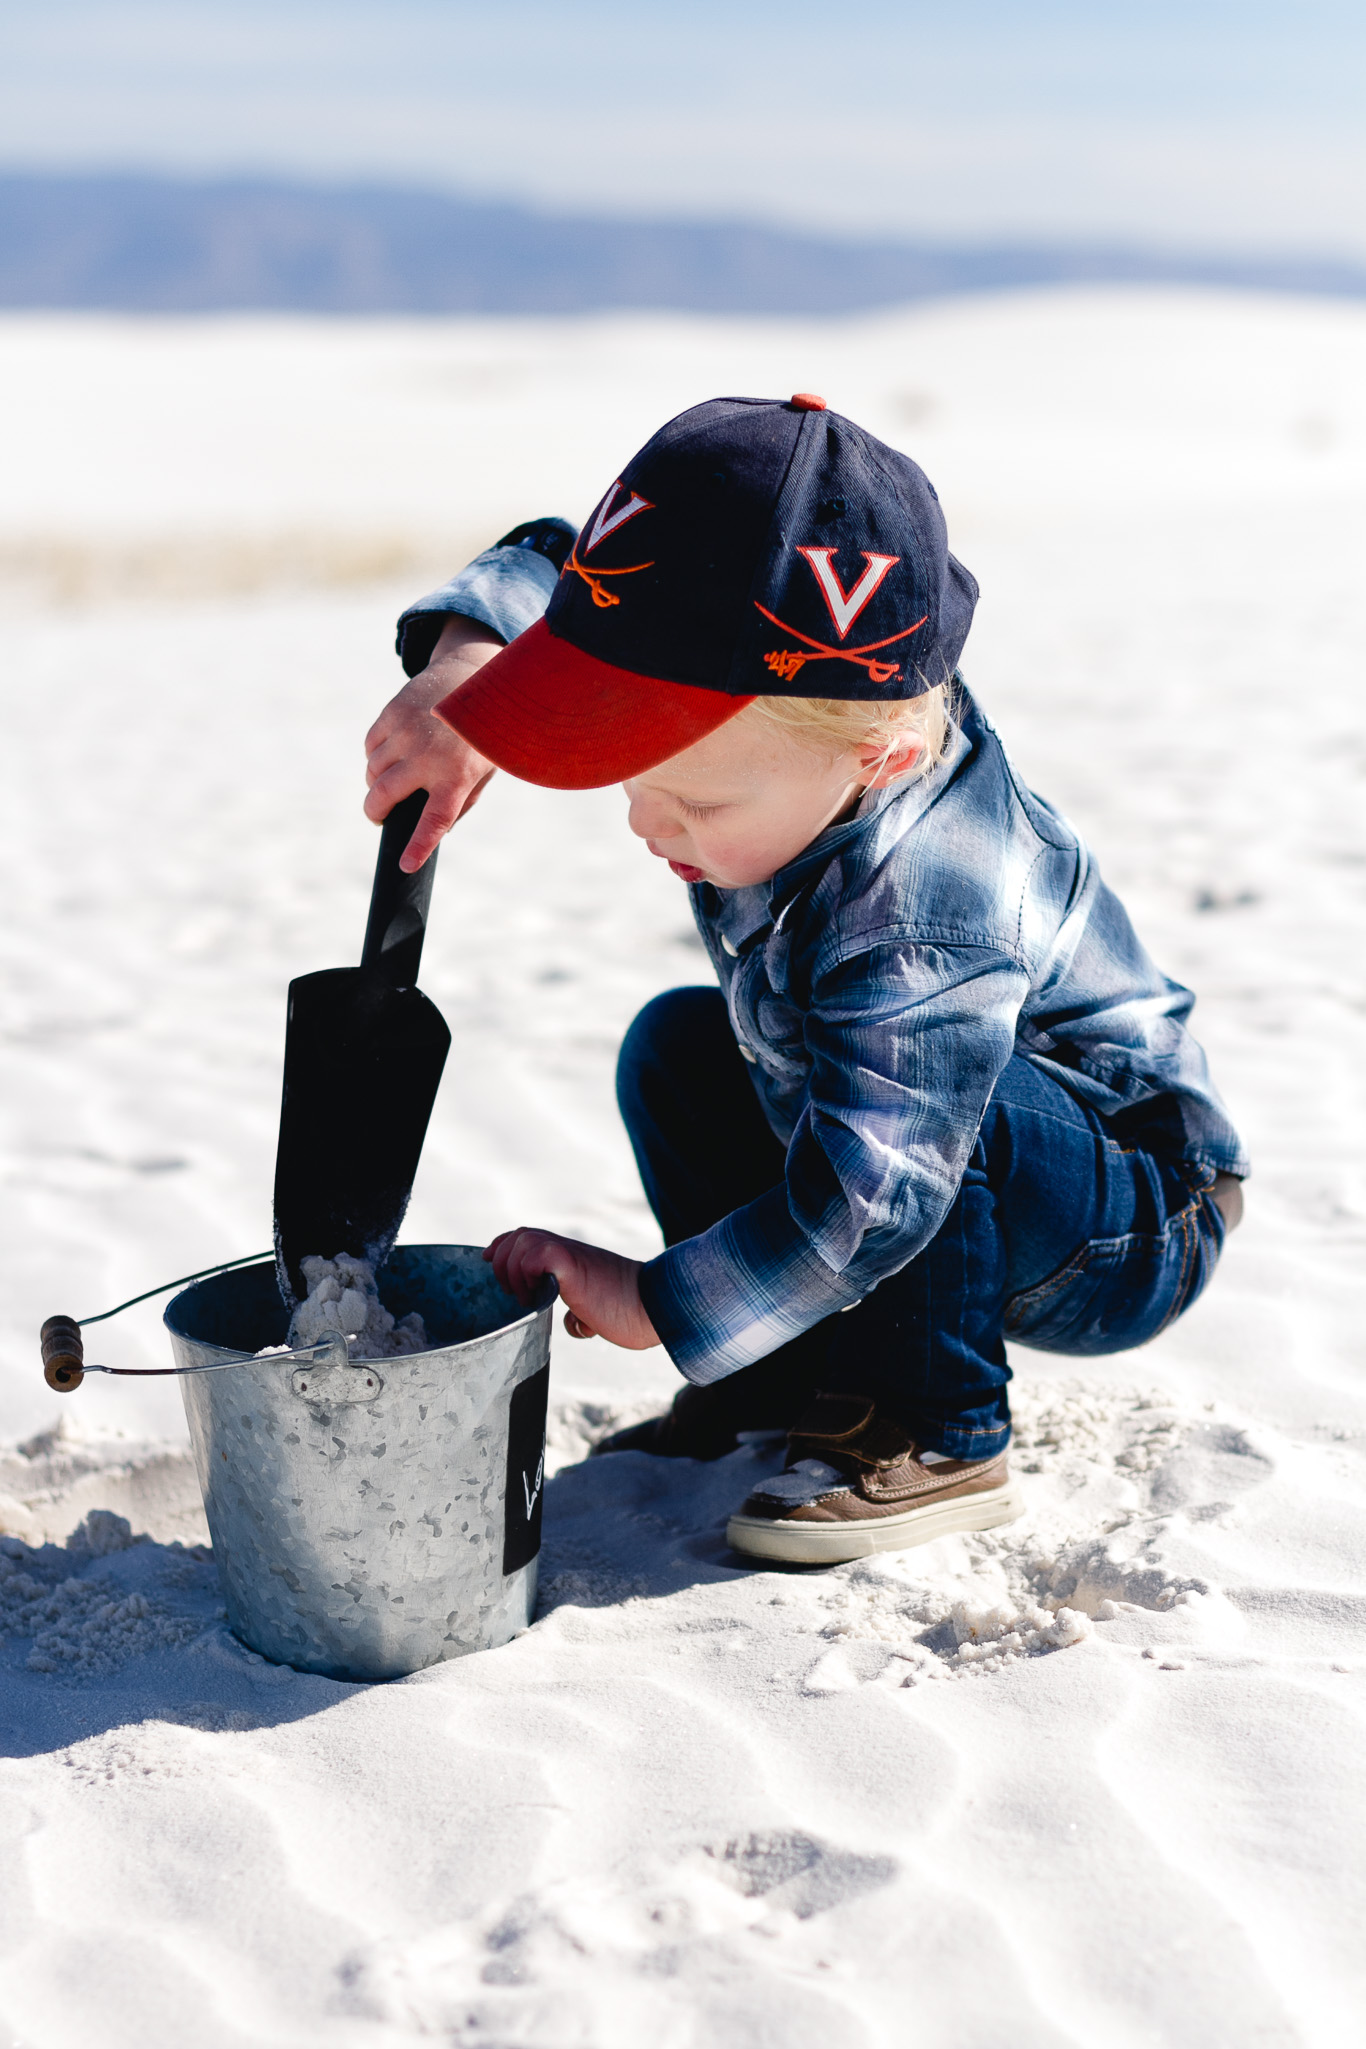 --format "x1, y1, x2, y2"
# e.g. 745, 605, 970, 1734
361, 789, 439, 987
41, 1315, 84, 1393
